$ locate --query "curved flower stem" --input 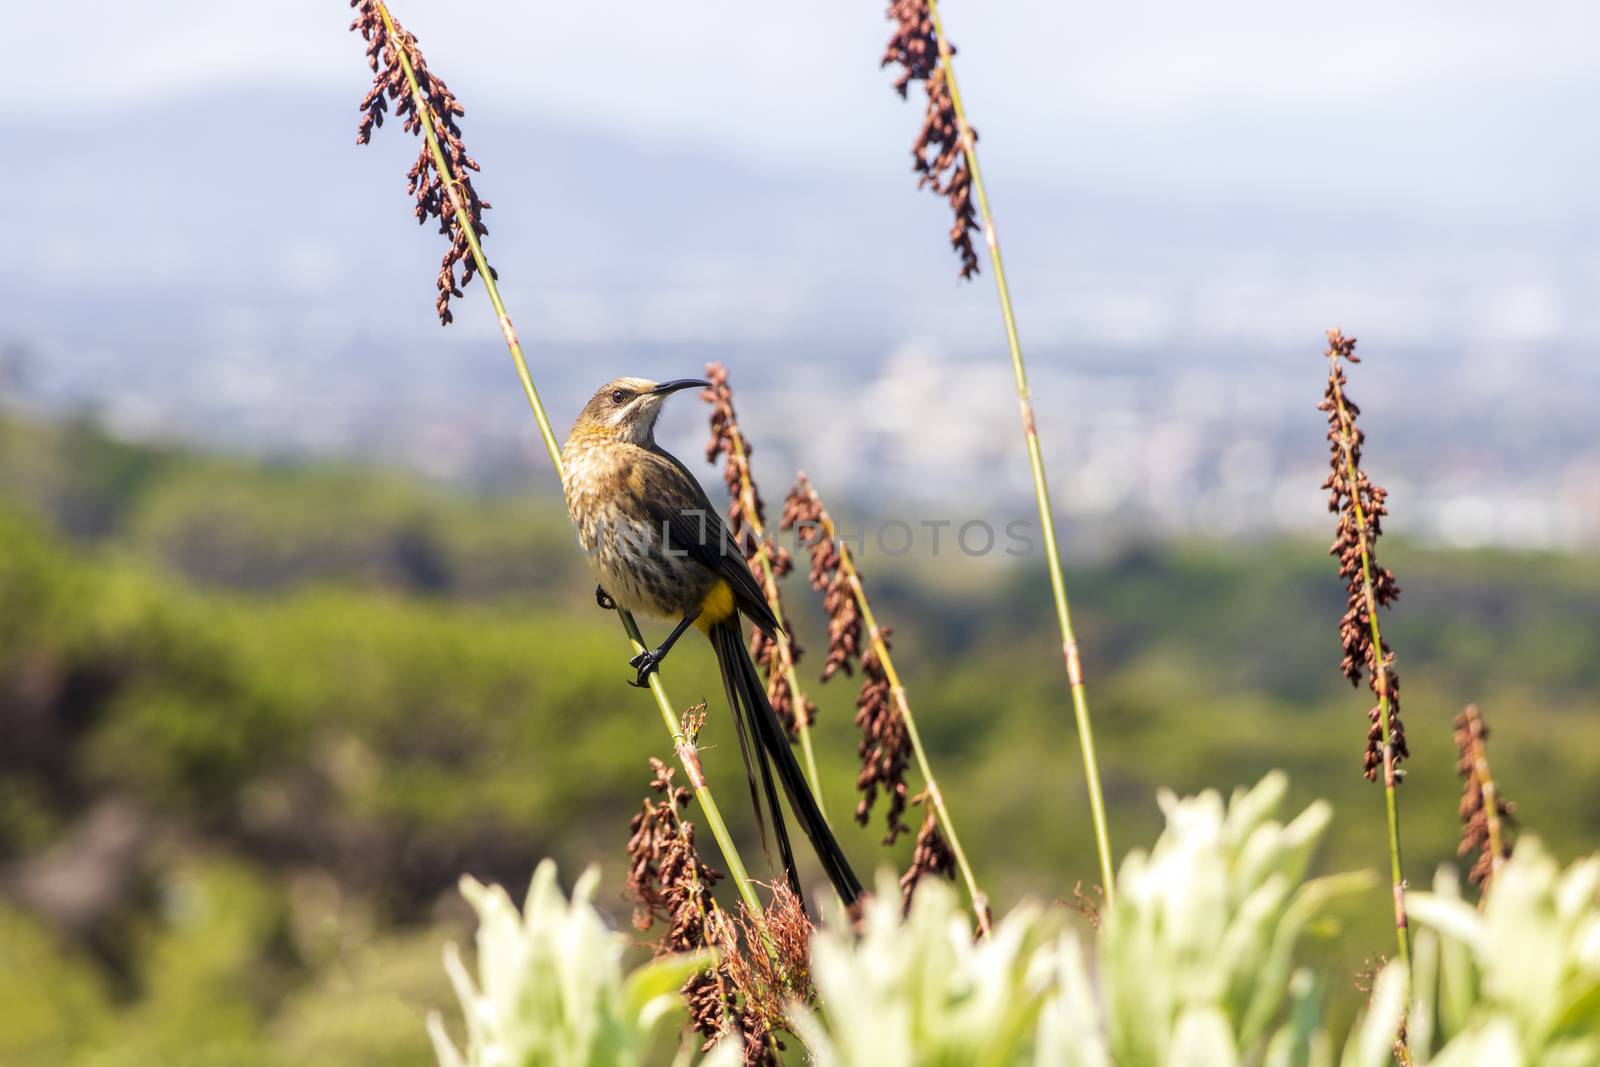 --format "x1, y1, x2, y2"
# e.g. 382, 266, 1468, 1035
802, 495, 991, 936
922, 0, 1115, 903
722, 428, 829, 818
371, 1, 765, 923
1325, 358, 1411, 976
